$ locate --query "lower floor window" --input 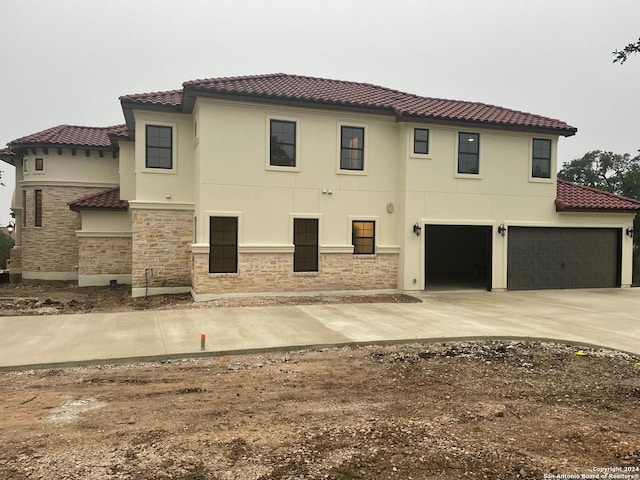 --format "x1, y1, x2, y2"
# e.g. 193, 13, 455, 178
352, 220, 375, 254
294, 218, 318, 272
34, 190, 42, 227
209, 216, 238, 273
